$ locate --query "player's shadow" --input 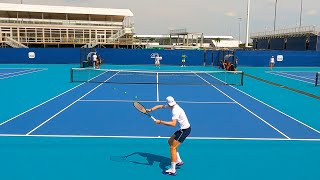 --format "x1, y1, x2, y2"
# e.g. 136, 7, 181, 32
111, 152, 171, 172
